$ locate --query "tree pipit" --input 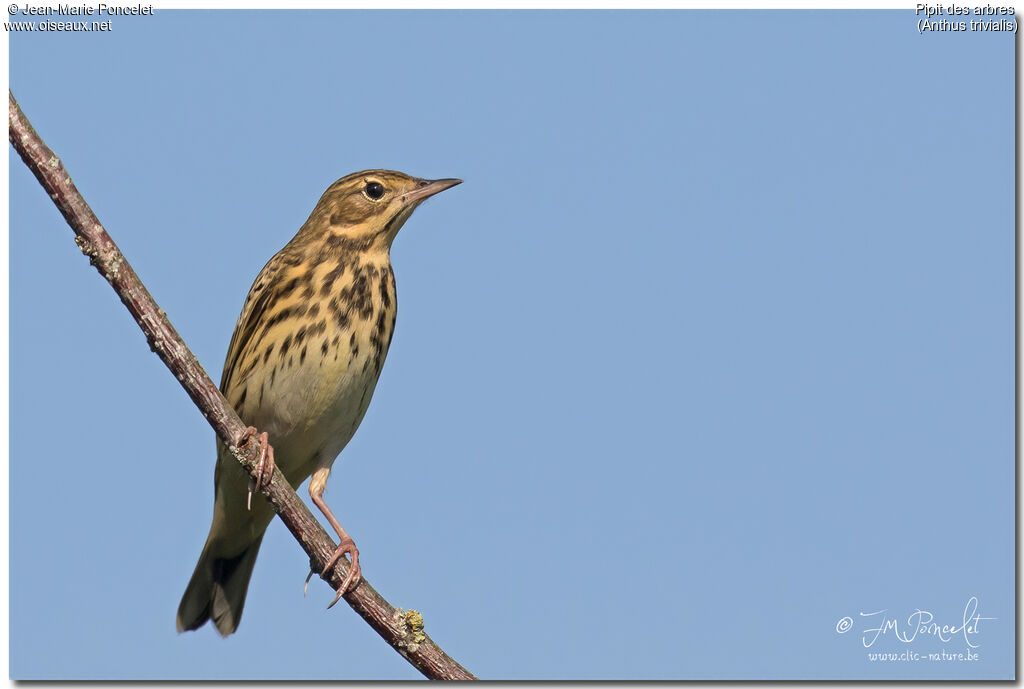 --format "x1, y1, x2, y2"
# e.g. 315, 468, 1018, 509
177, 170, 461, 636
